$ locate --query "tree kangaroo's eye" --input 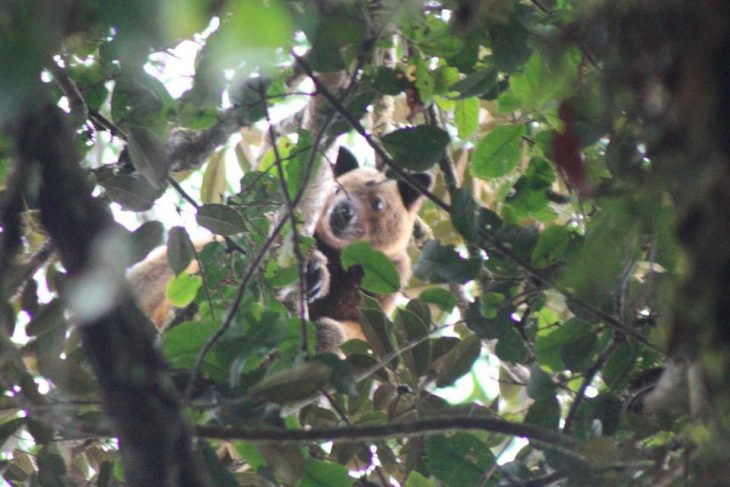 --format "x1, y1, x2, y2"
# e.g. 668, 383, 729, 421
333, 186, 341, 195
371, 198, 384, 211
